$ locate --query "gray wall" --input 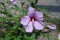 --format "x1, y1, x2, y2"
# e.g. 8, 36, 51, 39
0, 0, 60, 6
0, 0, 60, 18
